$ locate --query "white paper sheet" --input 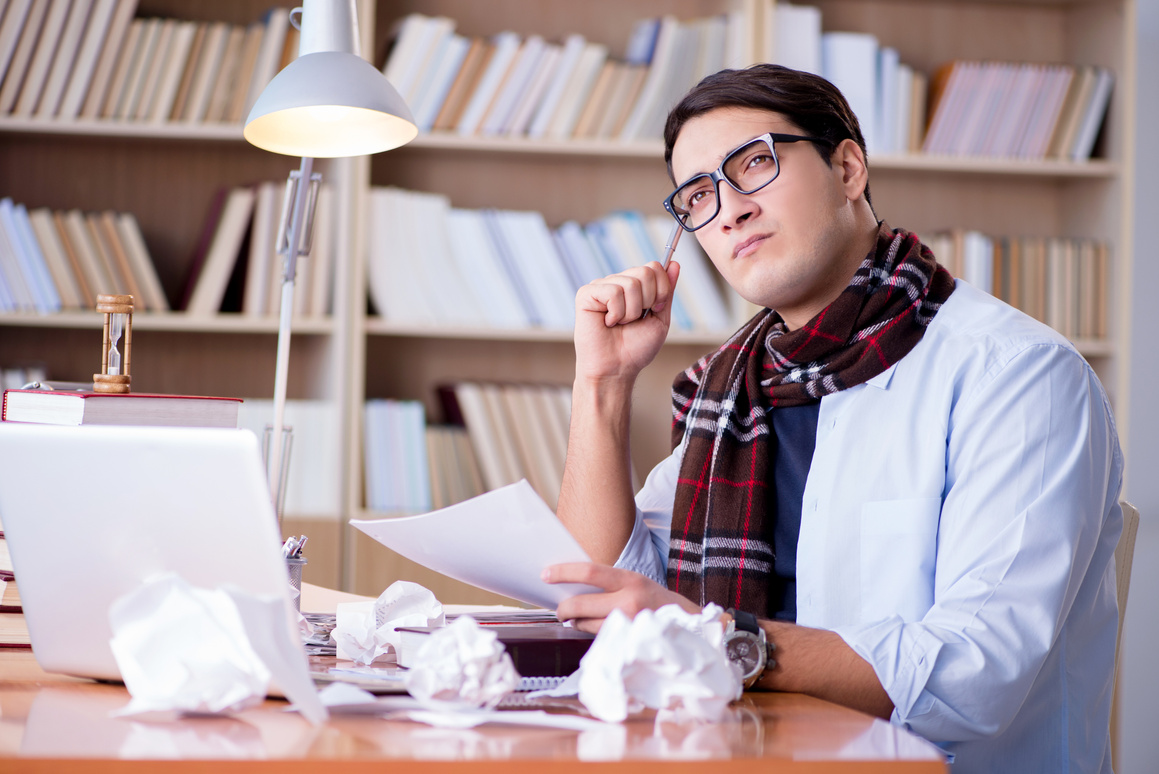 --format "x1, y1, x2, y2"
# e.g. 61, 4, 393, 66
350, 480, 600, 608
